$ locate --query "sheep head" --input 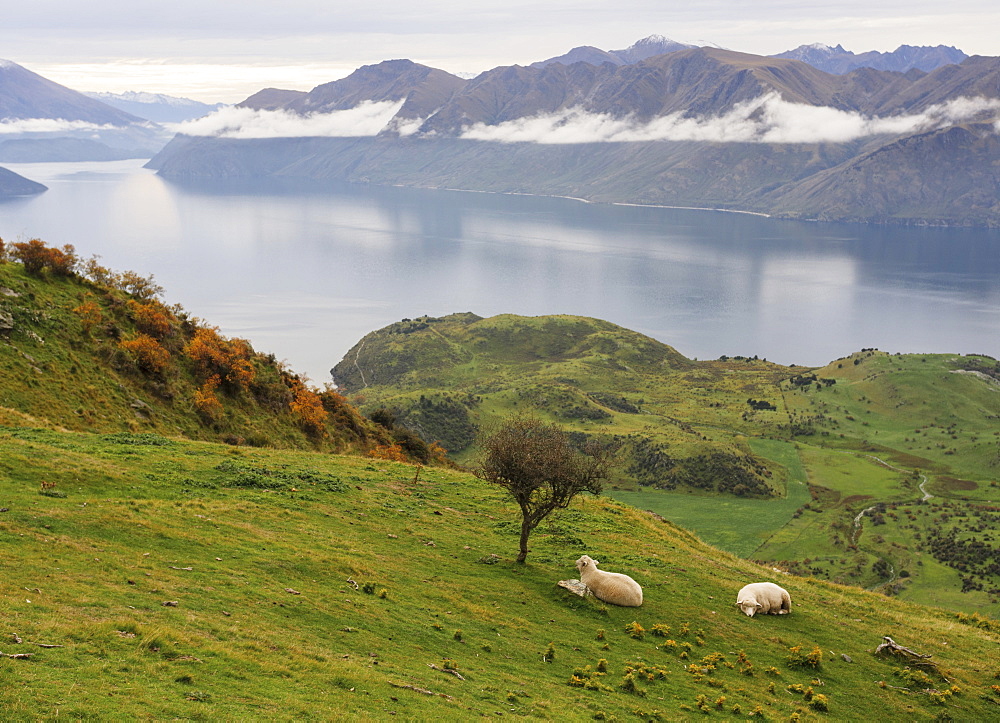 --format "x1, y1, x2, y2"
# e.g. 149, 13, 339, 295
736, 600, 762, 617
576, 555, 599, 573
